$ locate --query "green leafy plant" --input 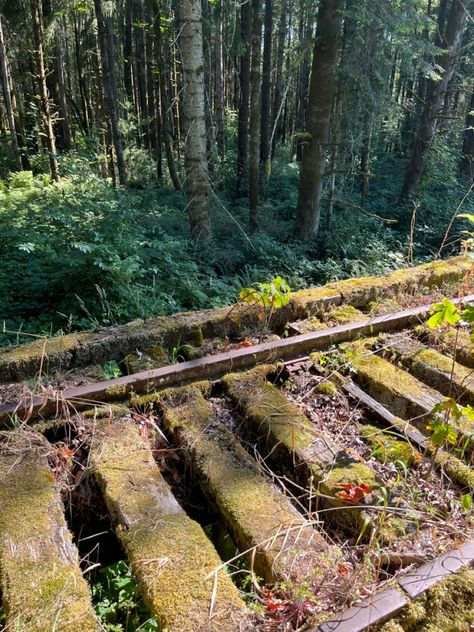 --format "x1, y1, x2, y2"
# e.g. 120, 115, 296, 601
102, 360, 123, 380
239, 276, 291, 341
91, 560, 158, 632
